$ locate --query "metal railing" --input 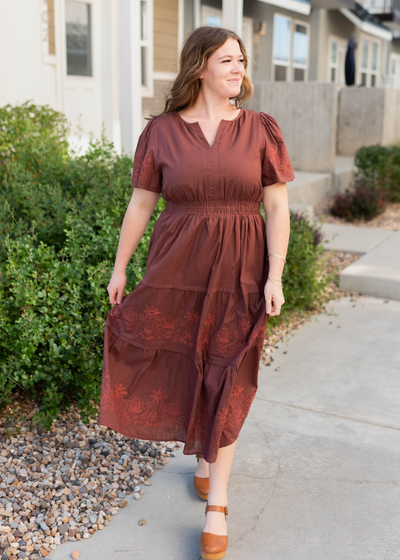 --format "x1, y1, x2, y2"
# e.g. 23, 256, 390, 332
363, 0, 397, 13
